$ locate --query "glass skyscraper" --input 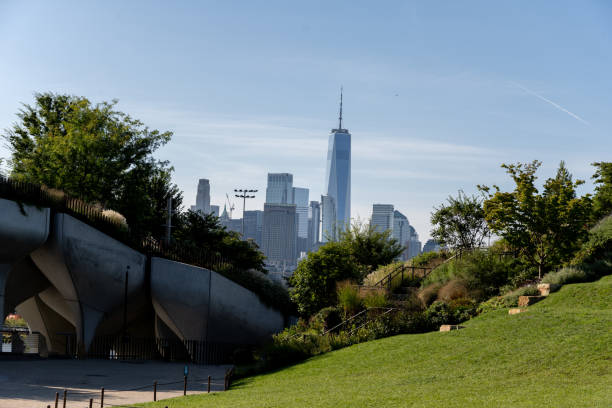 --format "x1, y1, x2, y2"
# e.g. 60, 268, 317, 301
323, 90, 351, 237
